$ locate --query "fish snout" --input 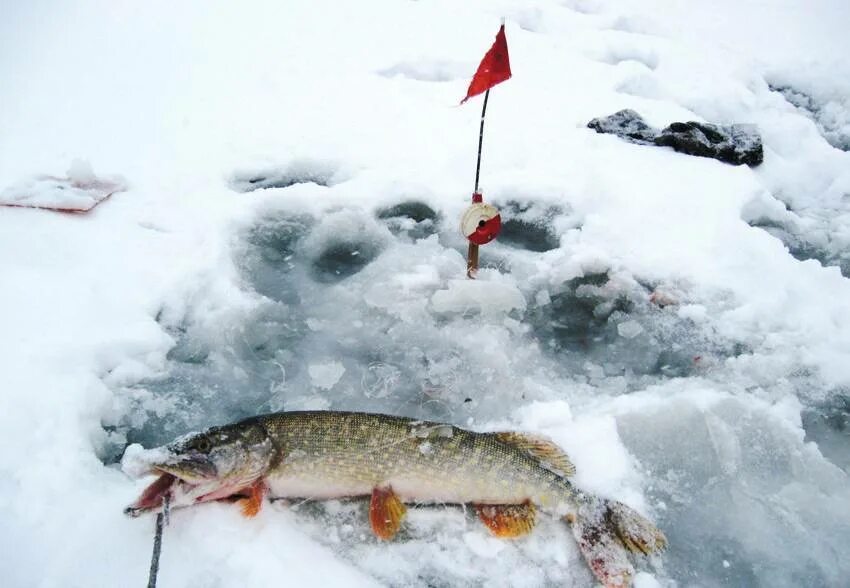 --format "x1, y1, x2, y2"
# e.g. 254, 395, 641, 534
153, 452, 218, 483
